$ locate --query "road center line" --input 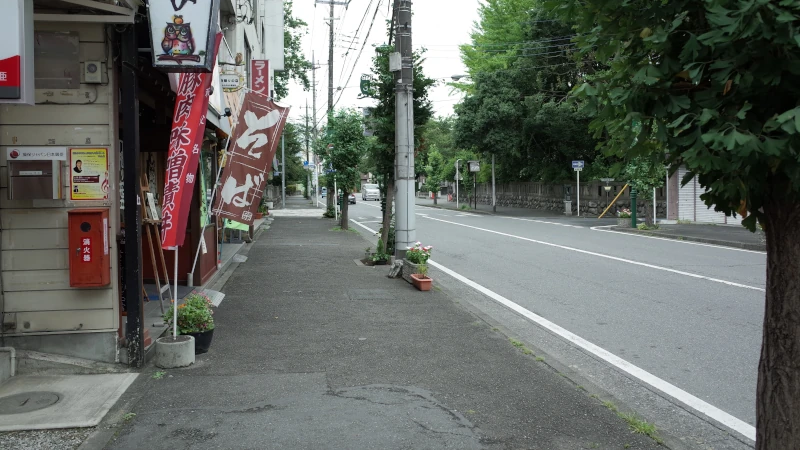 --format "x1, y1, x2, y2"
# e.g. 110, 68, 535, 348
421, 216, 764, 292
349, 218, 756, 442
